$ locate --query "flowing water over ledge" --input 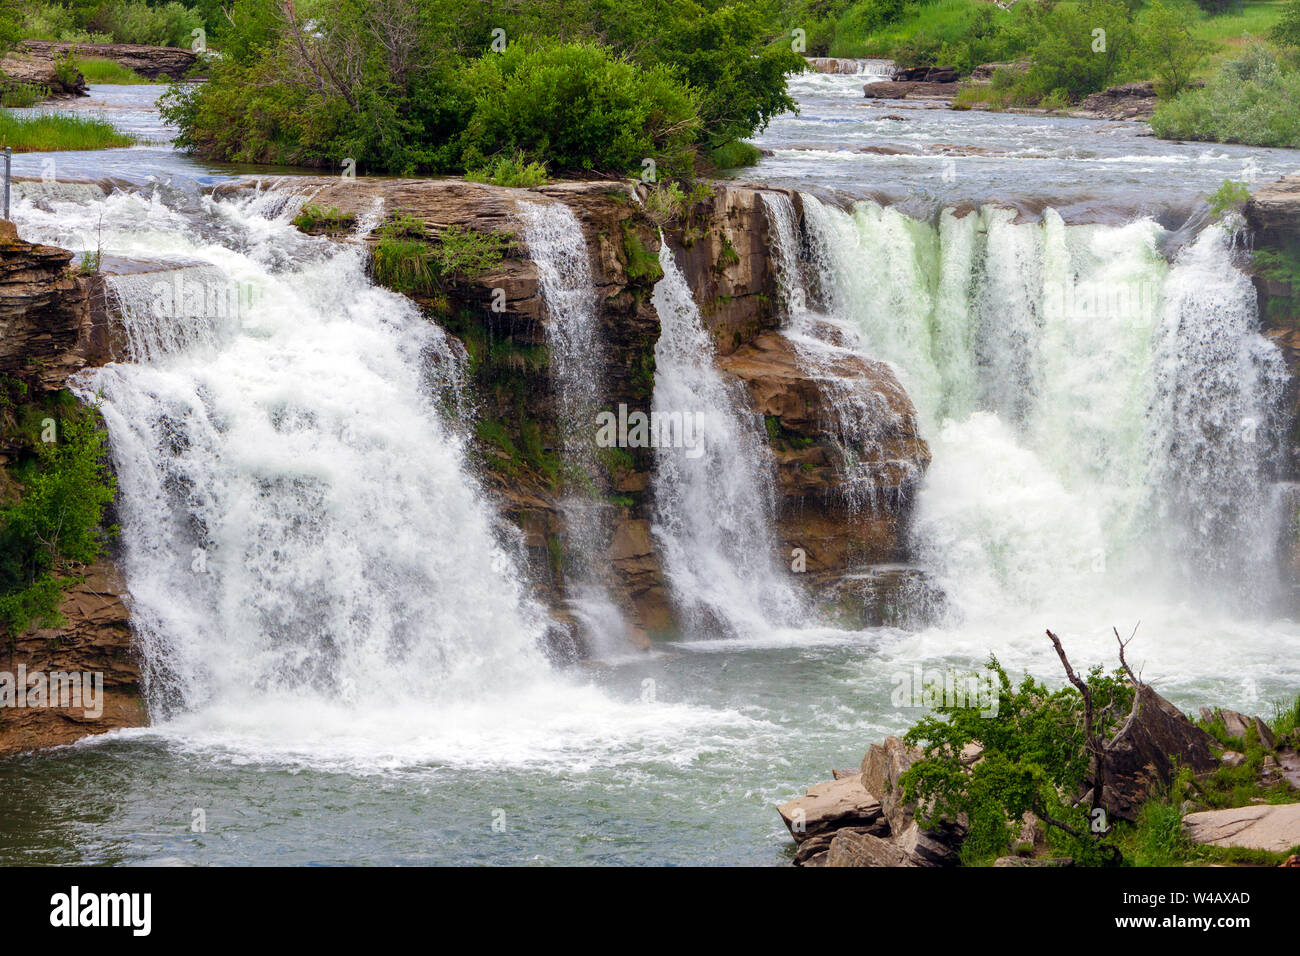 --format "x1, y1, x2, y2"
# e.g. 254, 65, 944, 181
1, 84, 1300, 866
